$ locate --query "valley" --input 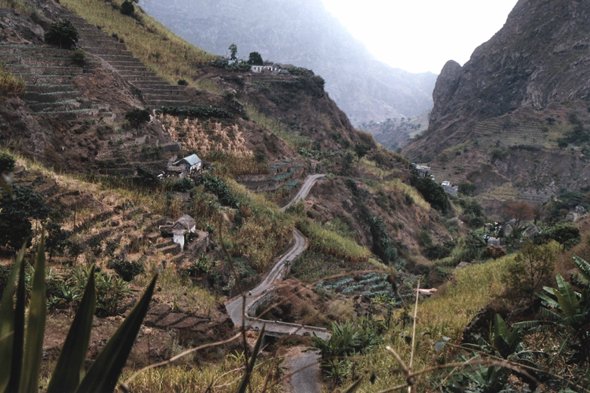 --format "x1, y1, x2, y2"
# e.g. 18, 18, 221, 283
0, 0, 589, 392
